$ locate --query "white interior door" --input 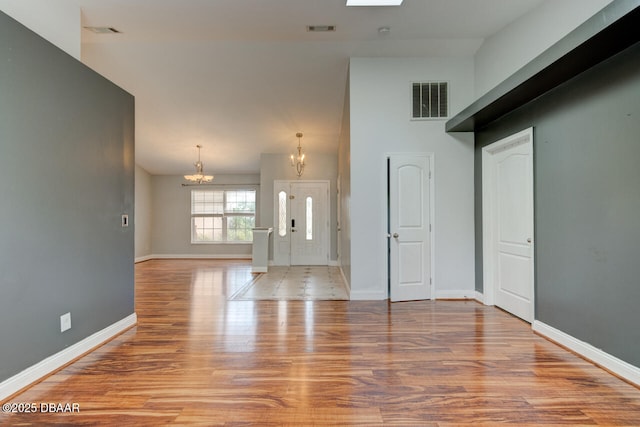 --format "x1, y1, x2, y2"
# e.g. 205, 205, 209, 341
482, 128, 534, 322
389, 155, 432, 302
273, 180, 329, 266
